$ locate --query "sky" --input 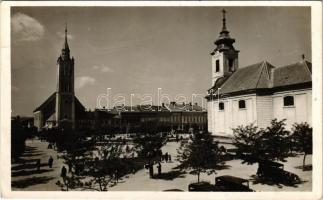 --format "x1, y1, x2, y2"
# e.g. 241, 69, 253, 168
11, 6, 311, 116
